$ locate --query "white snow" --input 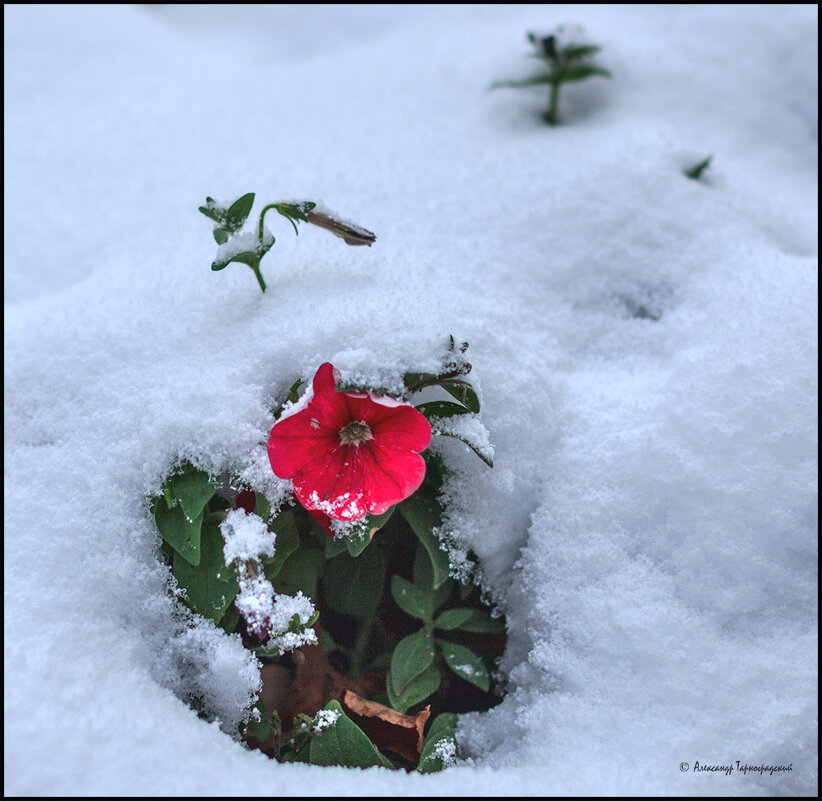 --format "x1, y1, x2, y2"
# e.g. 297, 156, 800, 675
4, 3, 817, 797
432, 737, 458, 769
313, 708, 341, 732
220, 509, 276, 565
214, 229, 275, 264
222, 510, 316, 653
222, 508, 276, 564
